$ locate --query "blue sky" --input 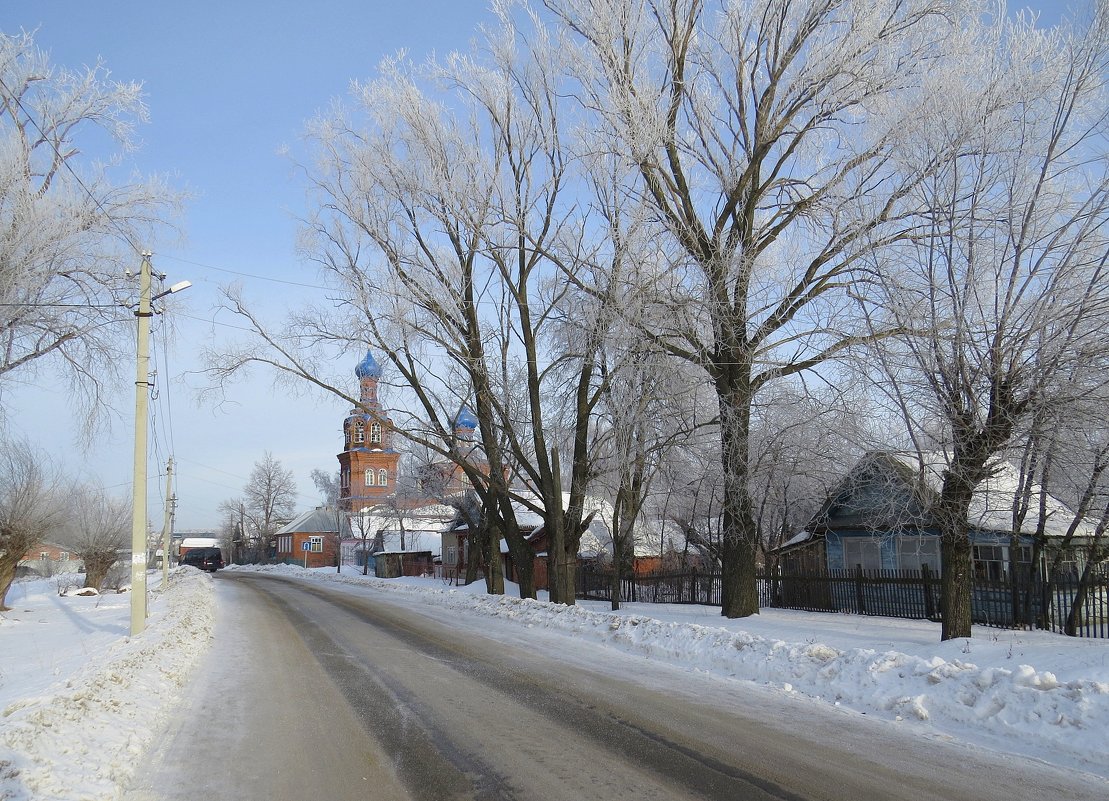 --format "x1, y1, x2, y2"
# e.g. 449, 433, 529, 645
0, 0, 1077, 532
1, 1, 494, 531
